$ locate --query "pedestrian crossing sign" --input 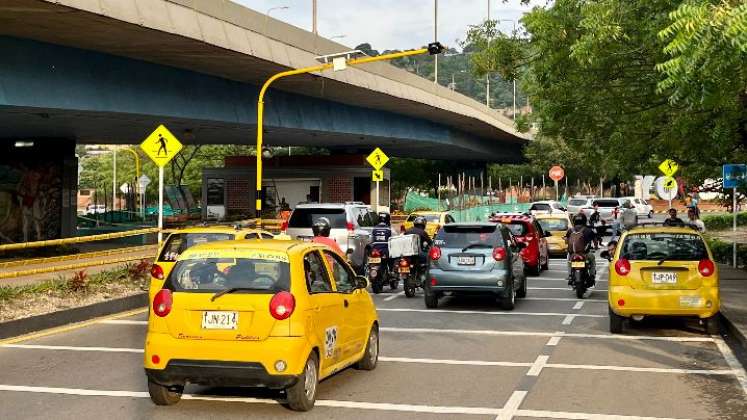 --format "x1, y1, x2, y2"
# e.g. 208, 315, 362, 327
658, 159, 678, 177
372, 169, 384, 182
140, 125, 183, 167
366, 147, 389, 170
